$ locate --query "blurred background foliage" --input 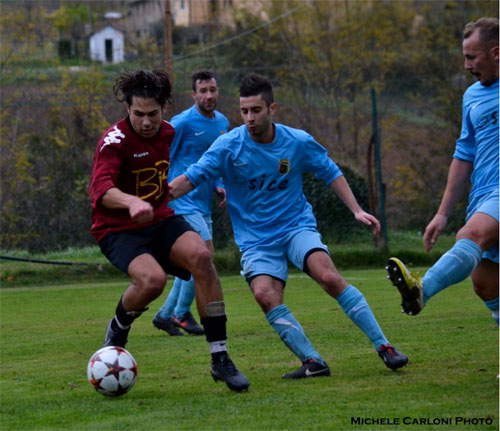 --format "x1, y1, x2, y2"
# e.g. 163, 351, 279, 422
1, 0, 497, 252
